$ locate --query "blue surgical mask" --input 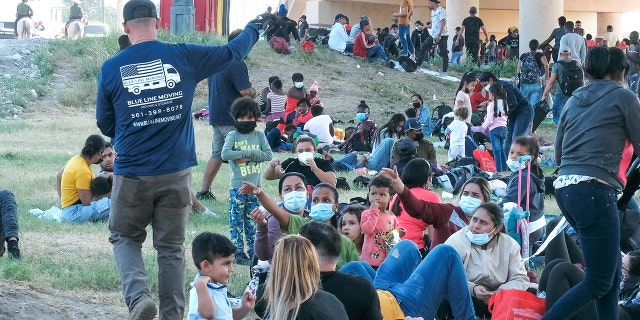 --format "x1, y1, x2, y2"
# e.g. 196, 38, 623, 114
506, 158, 521, 172
355, 113, 367, 122
294, 82, 304, 89
309, 203, 335, 222
465, 228, 496, 246
282, 191, 307, 212
458, 196, 481, 216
